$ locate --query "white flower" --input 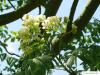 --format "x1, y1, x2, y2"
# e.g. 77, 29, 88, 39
42, 16, 61, 32
22, 17, 34, 26
19, 26, 30, 40
42, 19, 50, 29
19, 14, 65, 54
35, 14, 46, 22
47, 16, 61, 24
22, 14, 29, 21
